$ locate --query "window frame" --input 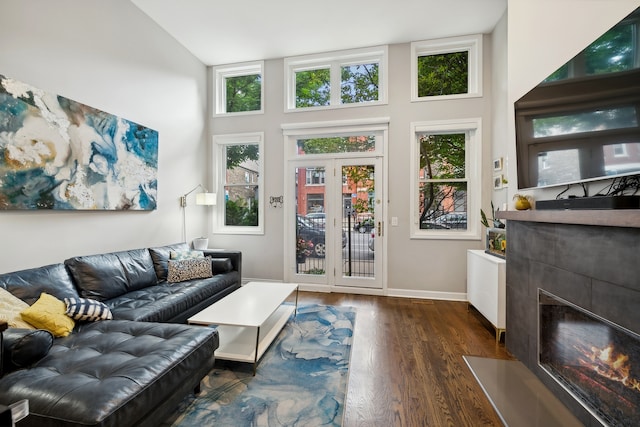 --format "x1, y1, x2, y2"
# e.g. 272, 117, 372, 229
213, 61, 264, 116
411, 34, 483, 102
213, 132, 264, 235
410, 118, 482, 240
284, 46, 388, 112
